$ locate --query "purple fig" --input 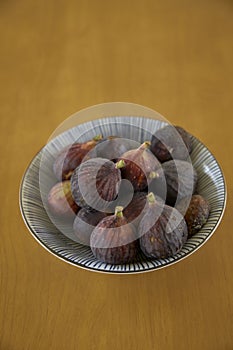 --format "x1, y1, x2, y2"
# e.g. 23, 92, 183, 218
47, 181, 79, 217
90, 206, 138, 264
177, 195, 210, 237
118, 141, 161, 191
139, 193, 188, 259
86, 136, 134, 161
123, 192, 147, 227
53, 135, 103, 180
73, 208, 107, 245
150, 125, 192, 163
161, 160, 198, 206
71, 158, 125, 211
